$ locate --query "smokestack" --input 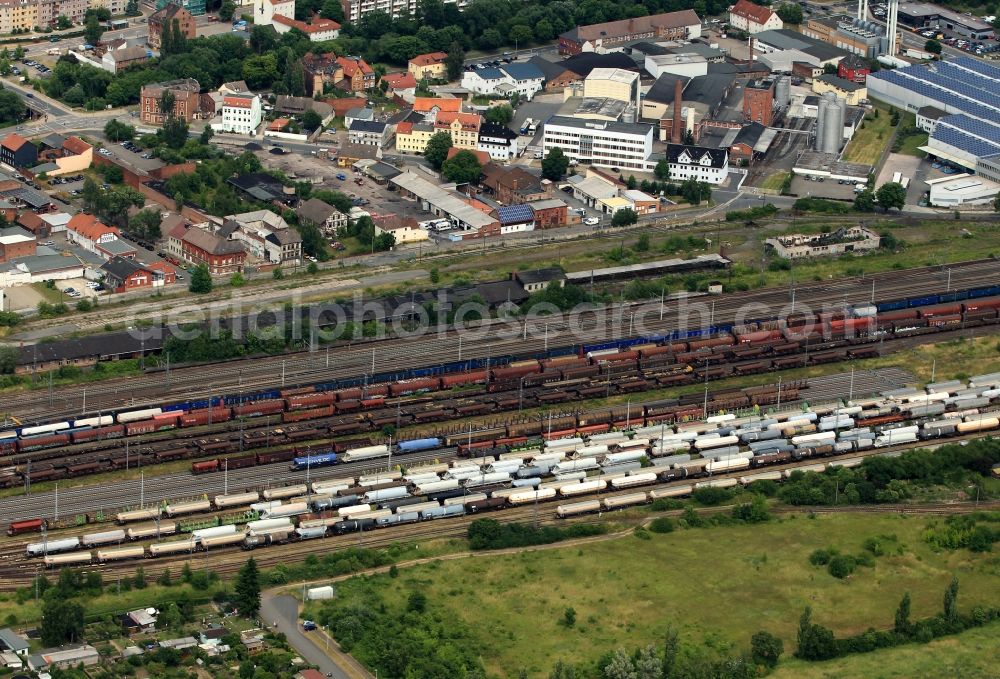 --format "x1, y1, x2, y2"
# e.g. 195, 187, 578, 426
672, 79, 683, 144
749, 37, 754, 71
